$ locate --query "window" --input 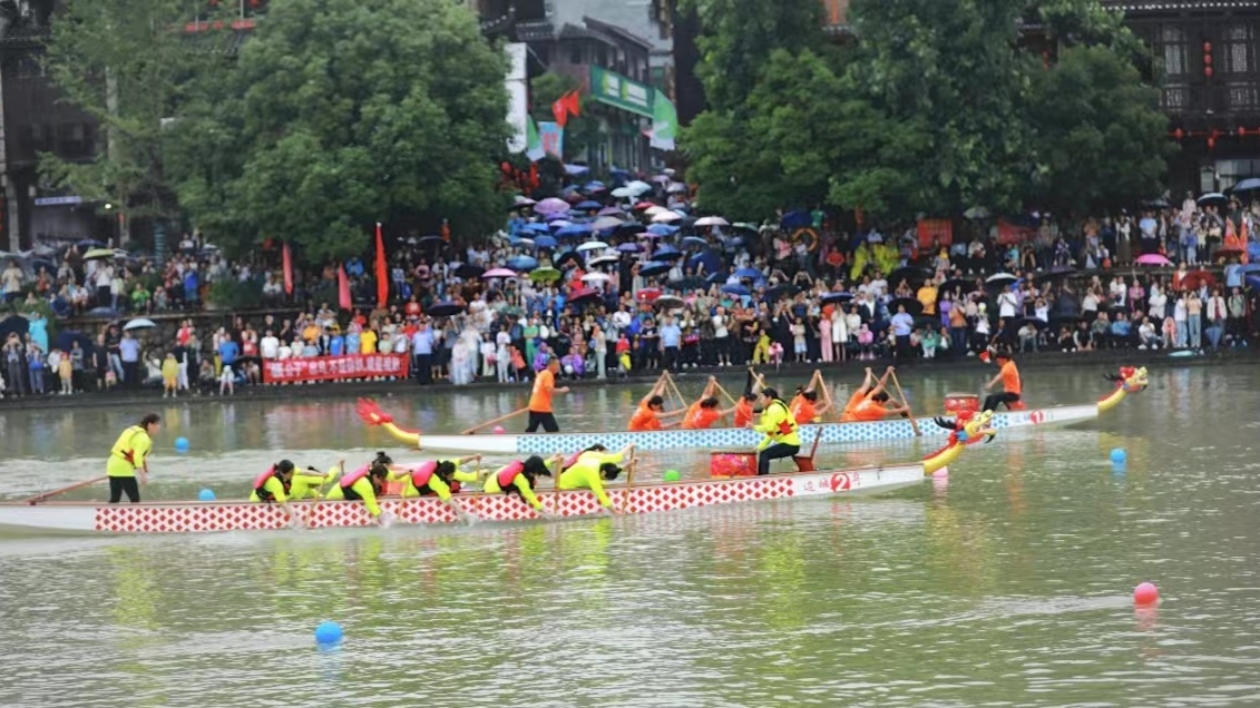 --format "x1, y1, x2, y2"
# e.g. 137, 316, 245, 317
1222, 25, 1255, 74
1227, 83, 1259, 111
570, 44, 582, 65
1159, 25, 1188, 76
